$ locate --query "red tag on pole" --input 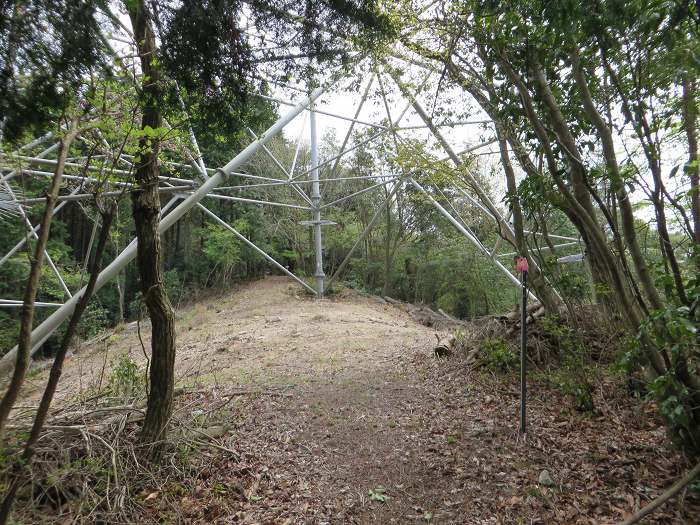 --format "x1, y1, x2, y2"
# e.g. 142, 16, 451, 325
515, 257, 529, 272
